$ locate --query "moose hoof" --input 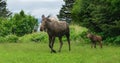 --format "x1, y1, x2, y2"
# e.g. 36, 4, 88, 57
51, 50, 56, 53
58, 50, 61, 52
53, 50, 56, 53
